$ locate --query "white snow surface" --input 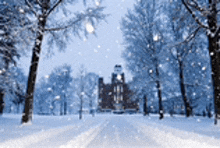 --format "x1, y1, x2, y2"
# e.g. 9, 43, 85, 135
0, 114, 220, 148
